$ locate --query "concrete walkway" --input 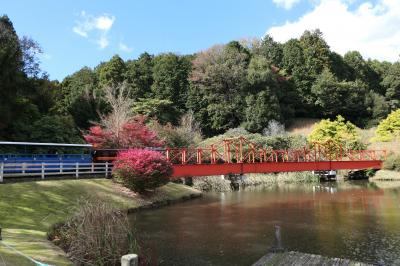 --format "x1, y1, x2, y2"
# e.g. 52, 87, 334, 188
252, 251, 372, 266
